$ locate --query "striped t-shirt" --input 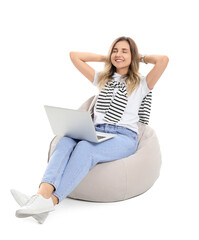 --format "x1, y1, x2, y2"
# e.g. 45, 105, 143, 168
92, 71, 152, 133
